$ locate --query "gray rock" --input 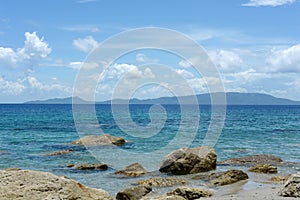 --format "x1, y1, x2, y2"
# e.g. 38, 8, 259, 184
208, 169, 249, 186
137, 177, 188, 187
116, 185, 152, 200
279, 172, 300, 197
115, 162, 147, 177
47, 148, 74, 156
70, 163, 108, 170
71, 134, 125, 146
141, 194, 186, 200
0, 169, 113, 200
249, 164, 278, 174
167, 187, 214, 199
219, 154, 283, 166
159, 146, 217, 175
